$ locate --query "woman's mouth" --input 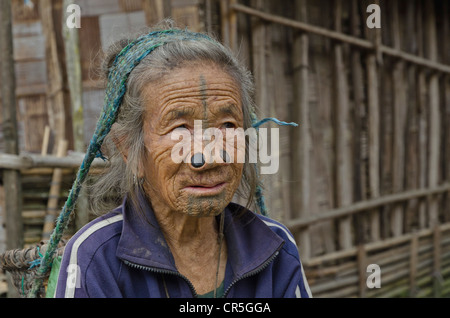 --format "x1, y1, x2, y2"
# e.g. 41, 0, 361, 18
183, 182, 227, 195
